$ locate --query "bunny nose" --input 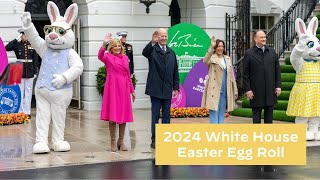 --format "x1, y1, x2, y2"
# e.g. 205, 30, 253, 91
49, 34, 58, 40
317, 47, 320, 51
